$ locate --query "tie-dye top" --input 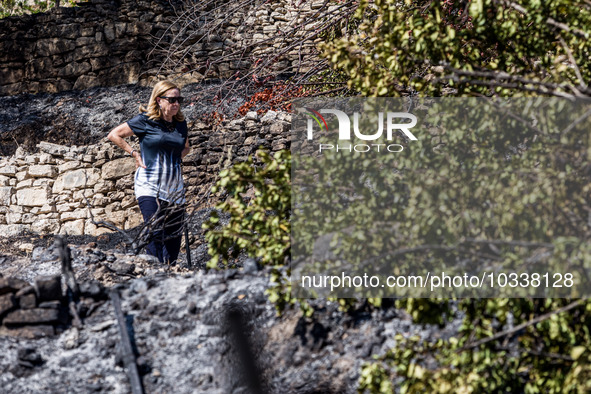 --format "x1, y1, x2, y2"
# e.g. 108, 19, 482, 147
127, 113, 188, 204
